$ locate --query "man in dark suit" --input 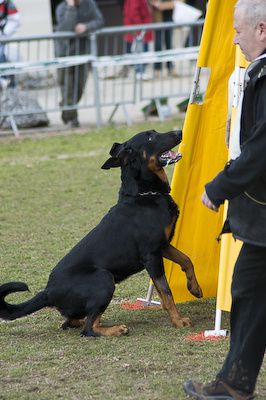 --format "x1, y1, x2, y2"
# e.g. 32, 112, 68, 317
56, 0, 104, 127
